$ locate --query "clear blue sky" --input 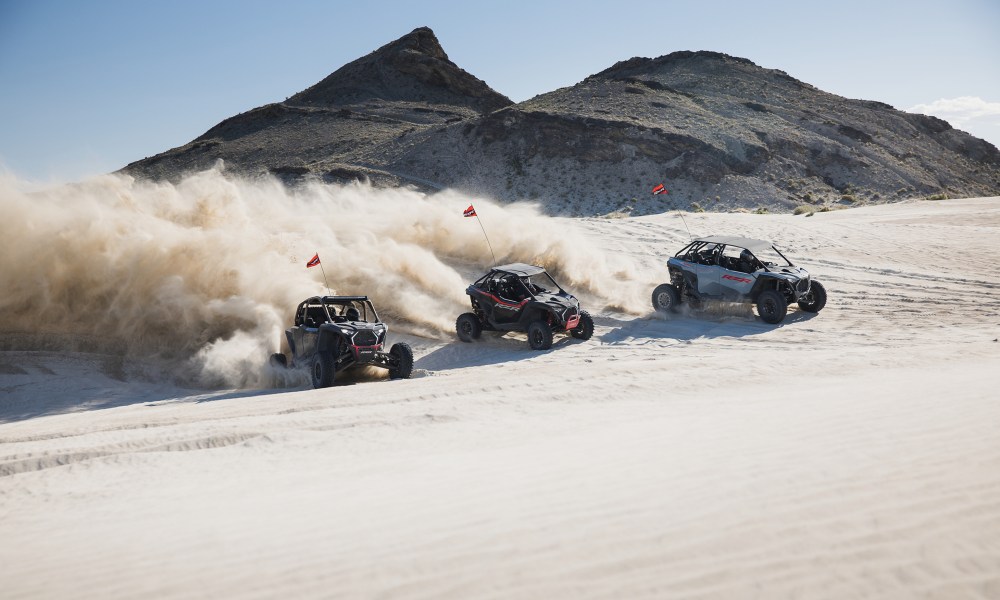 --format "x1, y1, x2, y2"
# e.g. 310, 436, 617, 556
2, 0, 998, 182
